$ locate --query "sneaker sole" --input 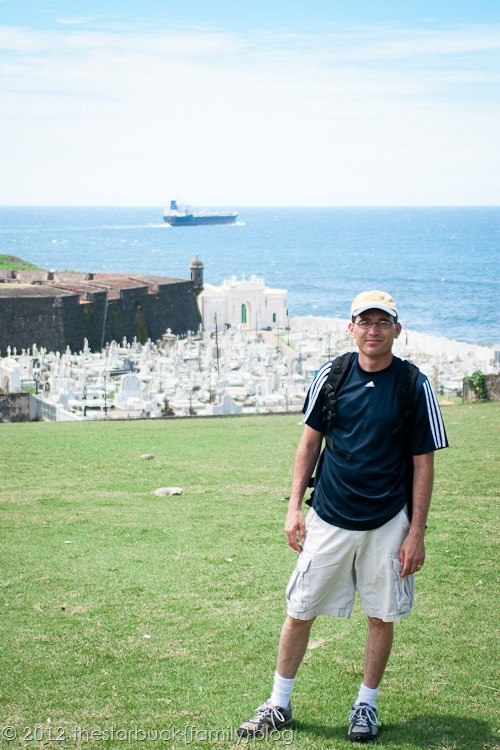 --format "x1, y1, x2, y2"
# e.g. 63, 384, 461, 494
348, 731, 379, 743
